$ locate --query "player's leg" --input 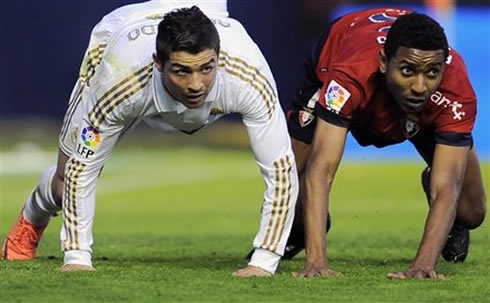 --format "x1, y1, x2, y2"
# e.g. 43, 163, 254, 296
454, 148, 486, 228
442, 148, 486, 262
1, 150, 68, 261
1, 79, 83, 261
412, 133, 485, 262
